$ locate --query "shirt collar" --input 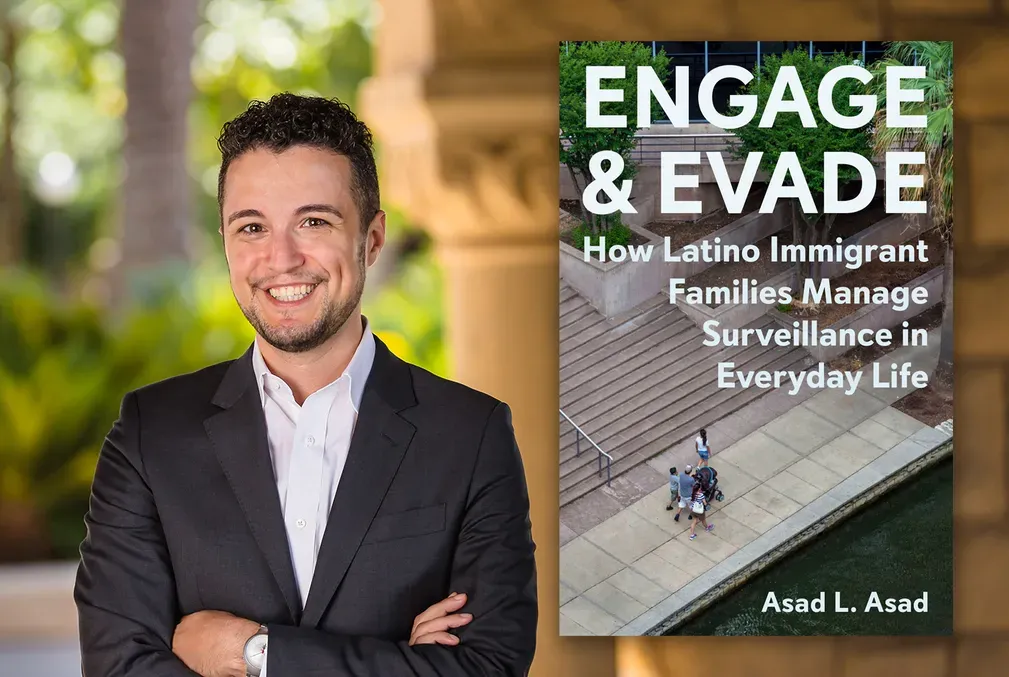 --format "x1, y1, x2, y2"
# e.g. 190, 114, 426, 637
251, 317, 376, 413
